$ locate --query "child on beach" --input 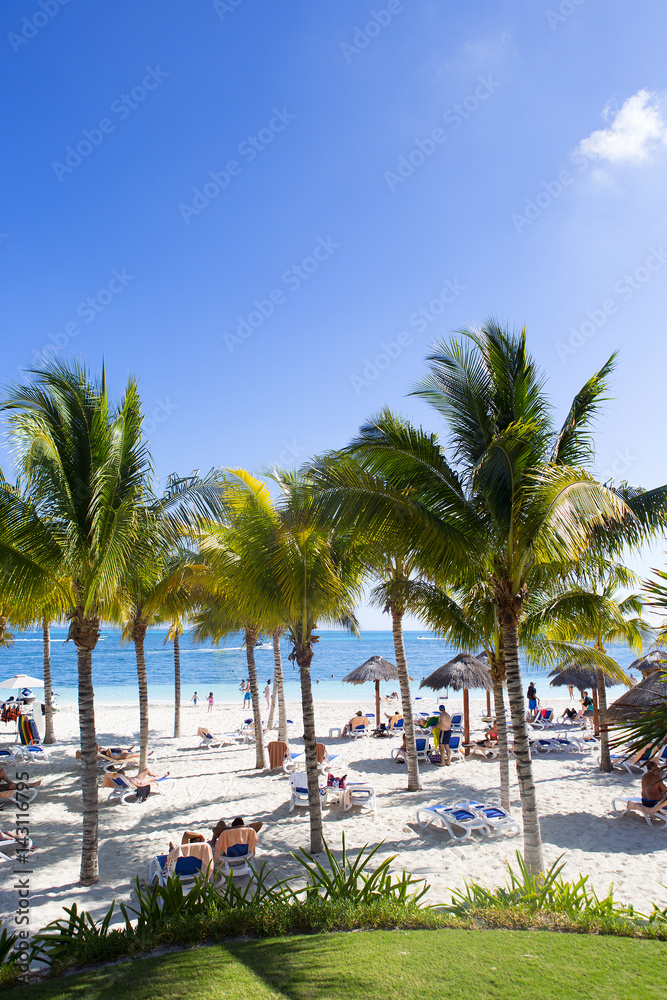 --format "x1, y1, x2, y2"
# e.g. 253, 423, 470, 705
207, 692, 214, 713
191, 691, 199, 707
